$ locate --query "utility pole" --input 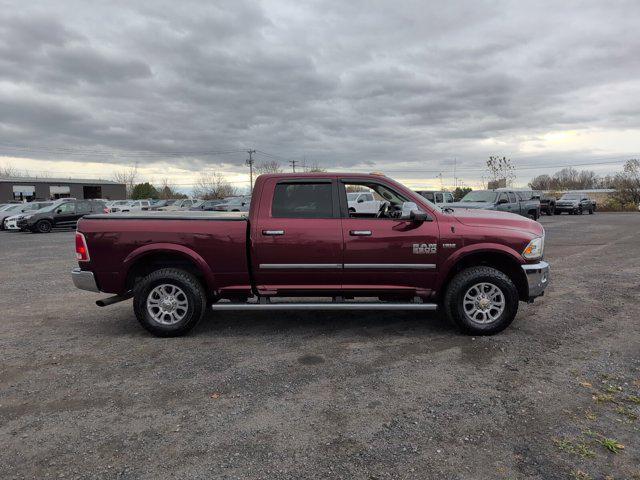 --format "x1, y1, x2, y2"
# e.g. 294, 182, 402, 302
453, 158, 457, 188
289, 159, 298, 172
245, 149, 256, 191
